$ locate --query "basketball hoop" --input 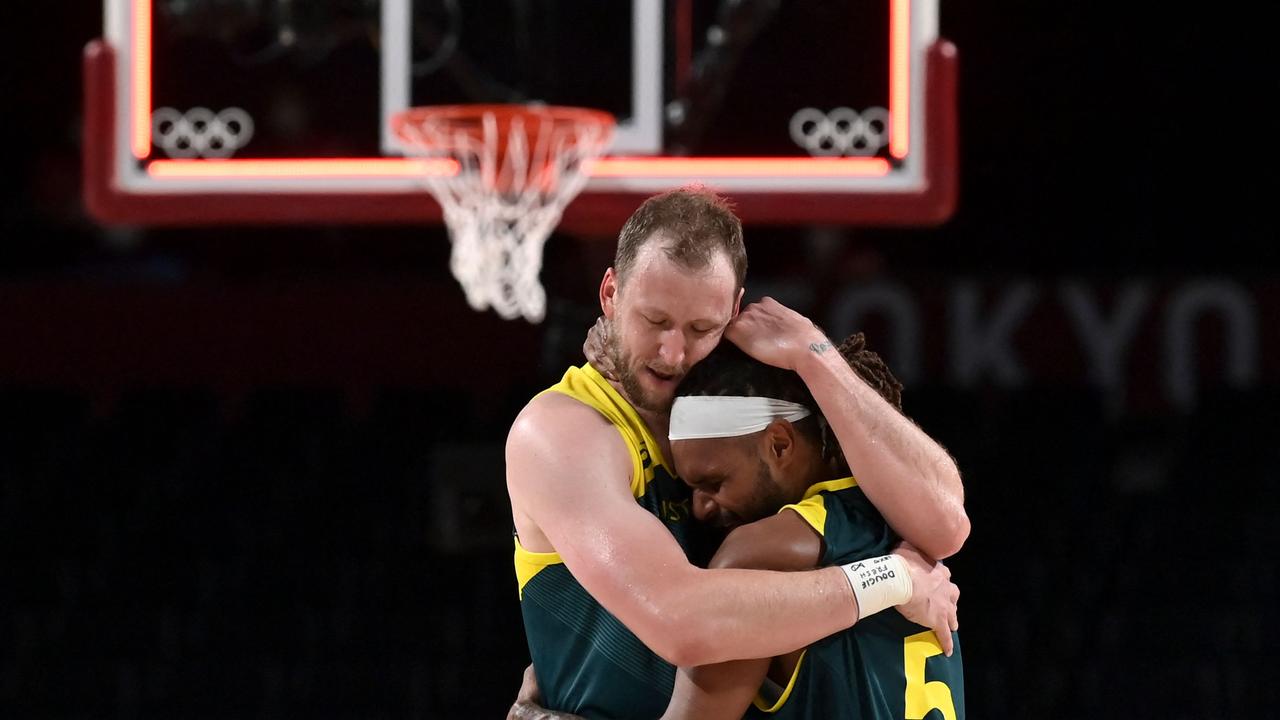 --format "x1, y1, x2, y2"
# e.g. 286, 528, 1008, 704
391, 104, 616, 322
